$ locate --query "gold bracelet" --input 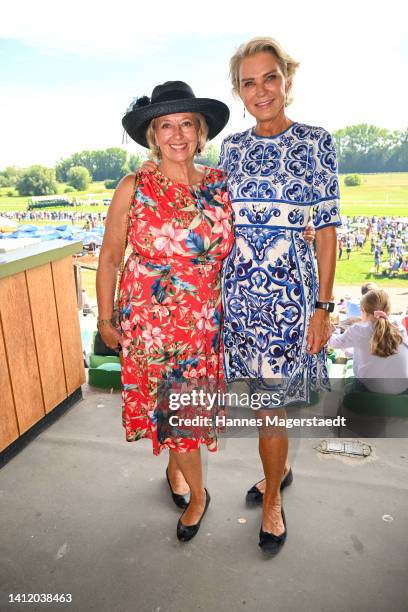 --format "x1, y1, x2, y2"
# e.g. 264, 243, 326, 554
97, 318, 113, 329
